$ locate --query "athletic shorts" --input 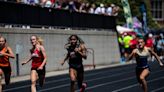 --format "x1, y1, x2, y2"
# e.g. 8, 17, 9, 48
135, 66, 150, 83
31, 66, 46, 87
0, 66, 11, 85
69, 64, 84, 73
